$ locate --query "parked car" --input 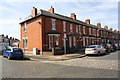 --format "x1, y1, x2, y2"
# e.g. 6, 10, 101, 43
111, 44, 119, 51
79, 46, 89, 53
3, 47, 24, 60
85, 45, 106, 55
101, 43, 113, 53
117, 44, 120, 50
